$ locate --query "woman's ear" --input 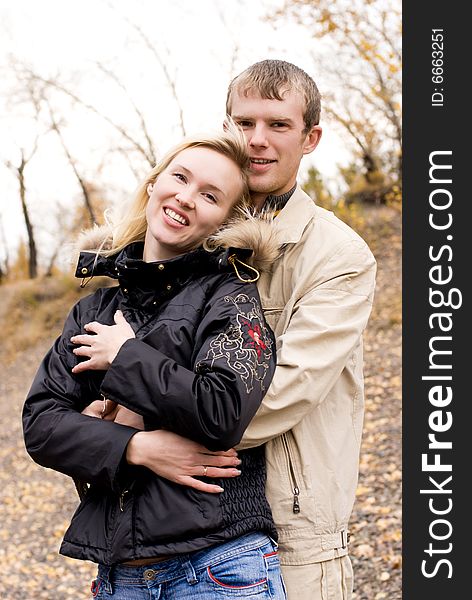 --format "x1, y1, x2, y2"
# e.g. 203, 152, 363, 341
147, 183, 154, 197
